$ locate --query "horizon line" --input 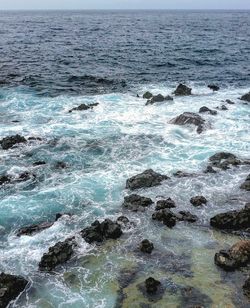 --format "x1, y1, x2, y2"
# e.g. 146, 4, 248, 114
0, 8, 250, 11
